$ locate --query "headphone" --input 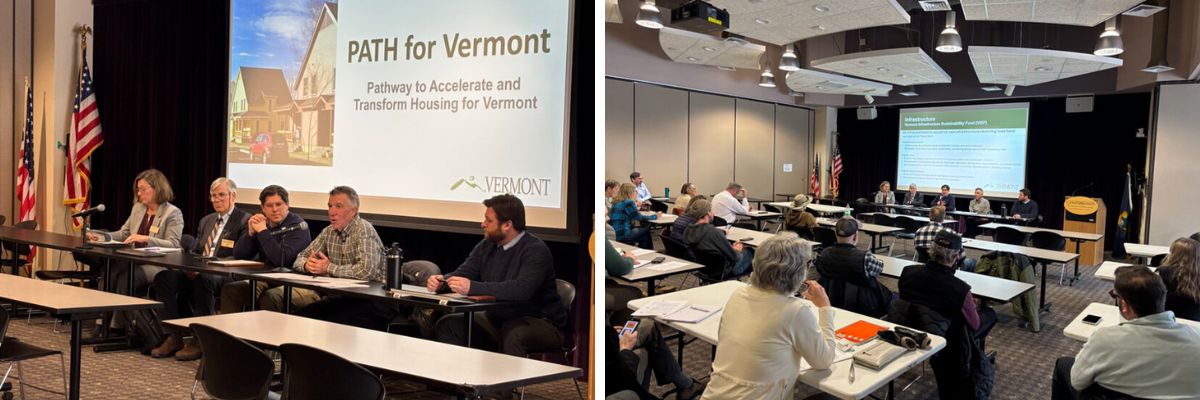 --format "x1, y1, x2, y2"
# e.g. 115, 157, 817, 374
879, 326, 931, 350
